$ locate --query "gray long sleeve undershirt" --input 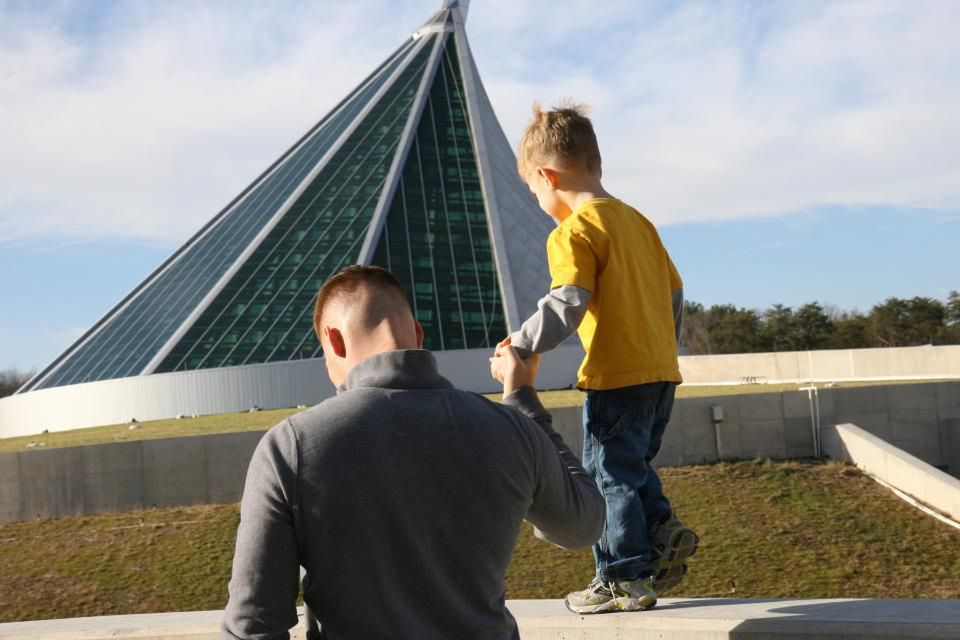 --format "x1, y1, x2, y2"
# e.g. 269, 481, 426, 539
511, 285, 686, 357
